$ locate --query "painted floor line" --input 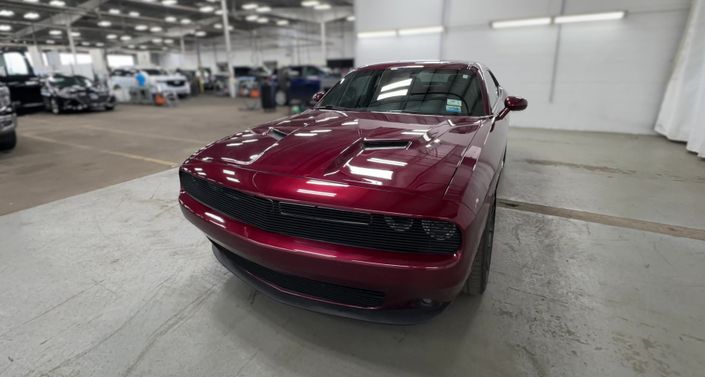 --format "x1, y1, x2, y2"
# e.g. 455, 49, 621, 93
74, 124, 211, 145
498, 198, 705, 242
23, 134, 178, 167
